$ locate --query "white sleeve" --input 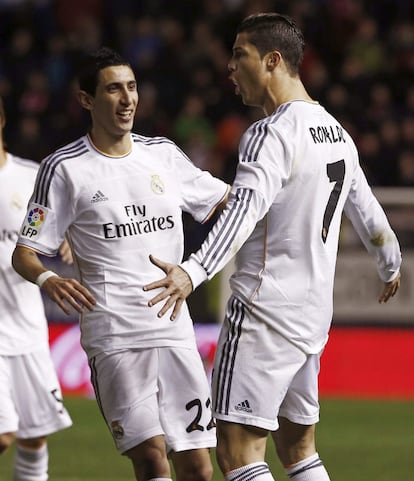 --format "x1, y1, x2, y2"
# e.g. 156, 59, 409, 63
16, 162, 73, 256
344, 164, 402, 282
181, 187, 267, 289
173, 146, 229, 223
